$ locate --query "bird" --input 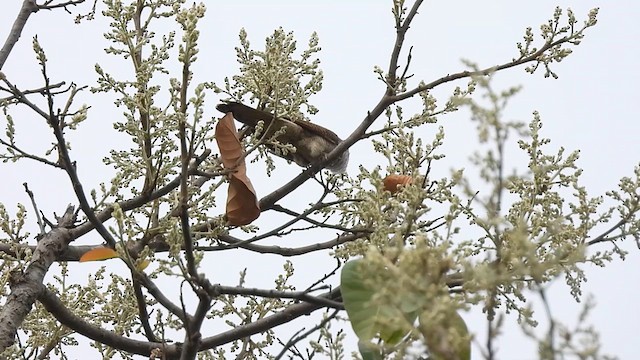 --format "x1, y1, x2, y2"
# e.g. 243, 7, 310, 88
216, 102, 349, 173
